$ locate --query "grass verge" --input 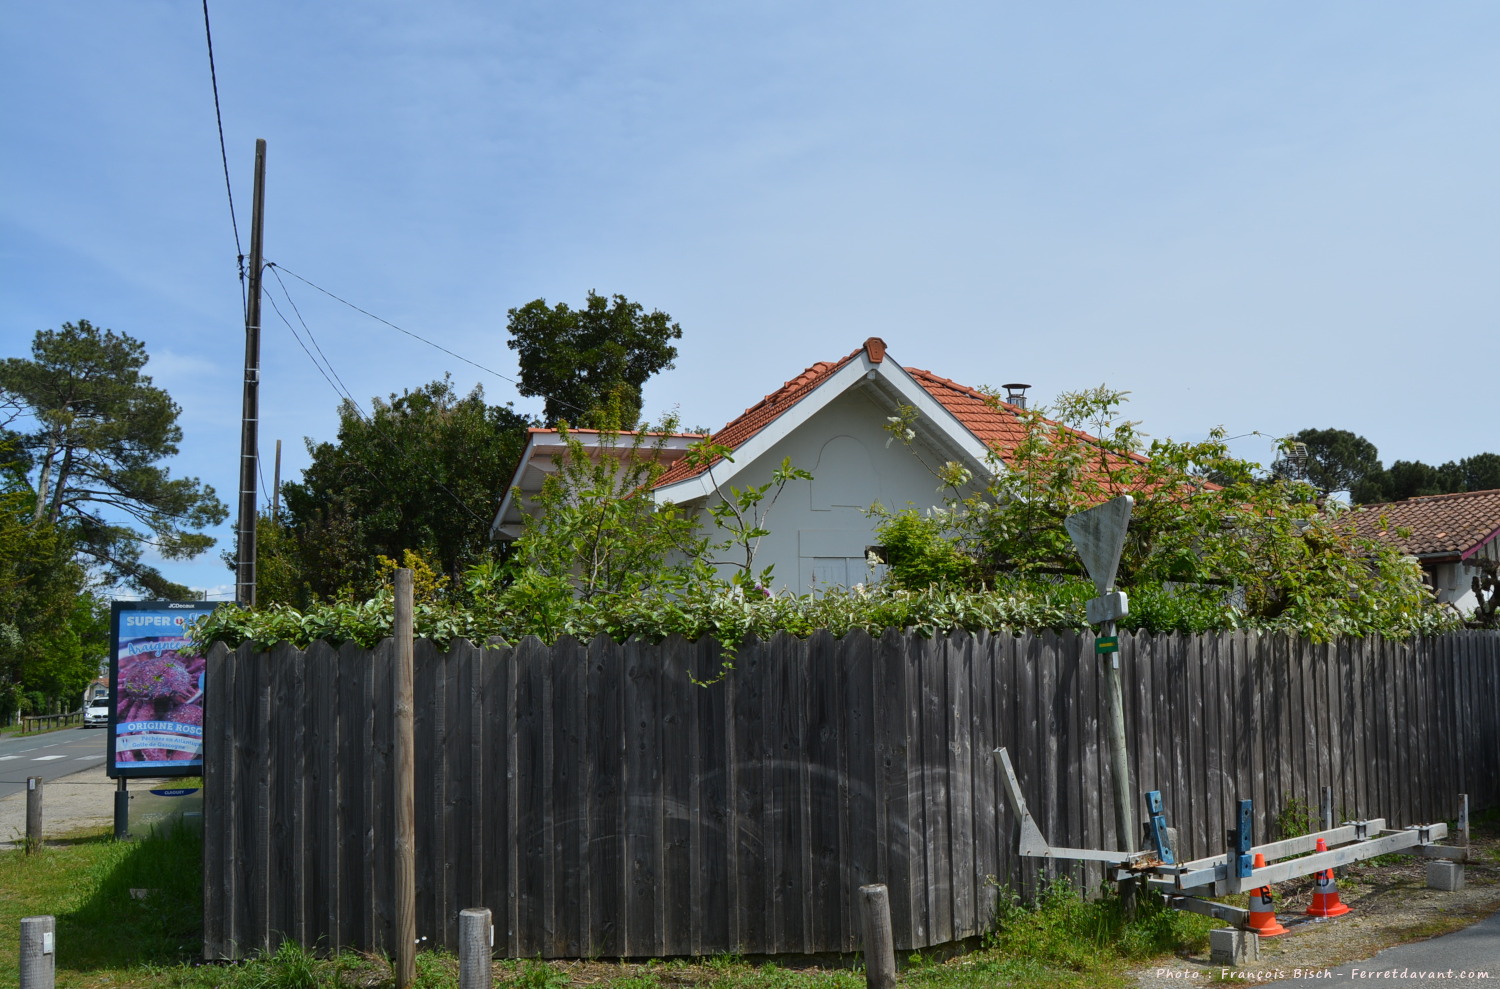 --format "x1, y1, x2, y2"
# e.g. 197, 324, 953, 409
2, 828, 1211, 989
